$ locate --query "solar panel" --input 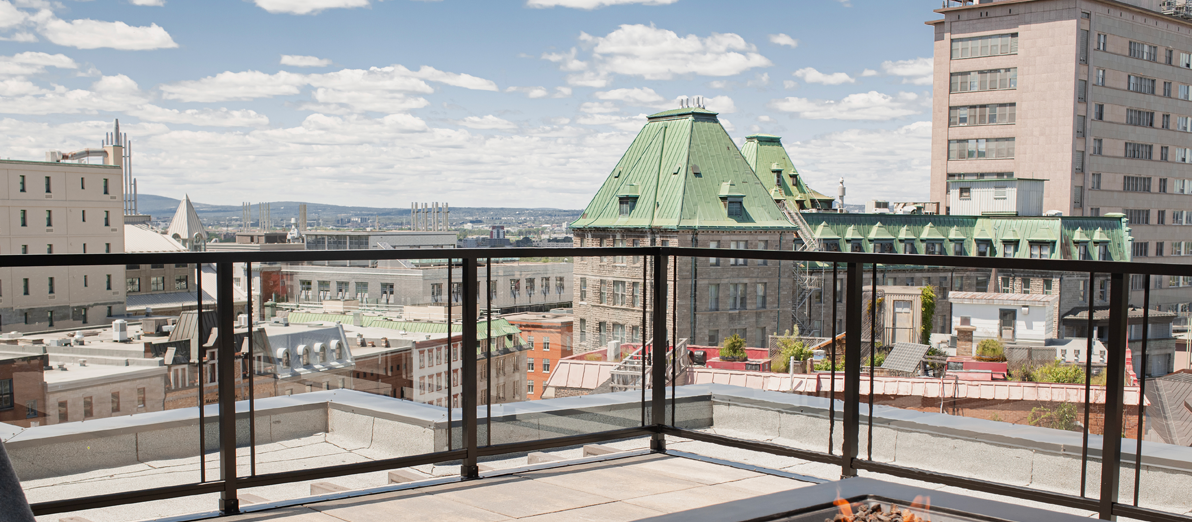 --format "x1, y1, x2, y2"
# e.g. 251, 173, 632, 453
881, 342, 932, 374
